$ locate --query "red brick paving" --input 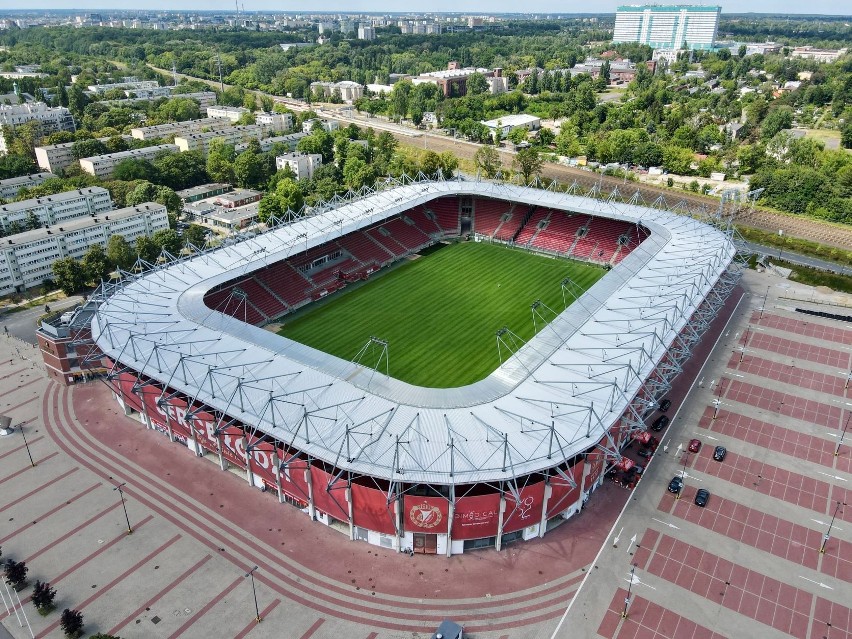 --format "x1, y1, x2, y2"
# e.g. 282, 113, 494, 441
752, 312, 852, 346
0, 481, 101, 545
0, 466, 78, 514
166, 576, 243, 639
724, 379, 843, 429
729, 353, 850, 398
639, 533, 814, 637
812, 598, 852, 639
232, 599, 282, 639
699, 407, 851, 475
745, 331, 850, 369
0, 434, 44, 461
597, 589, 727, 639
